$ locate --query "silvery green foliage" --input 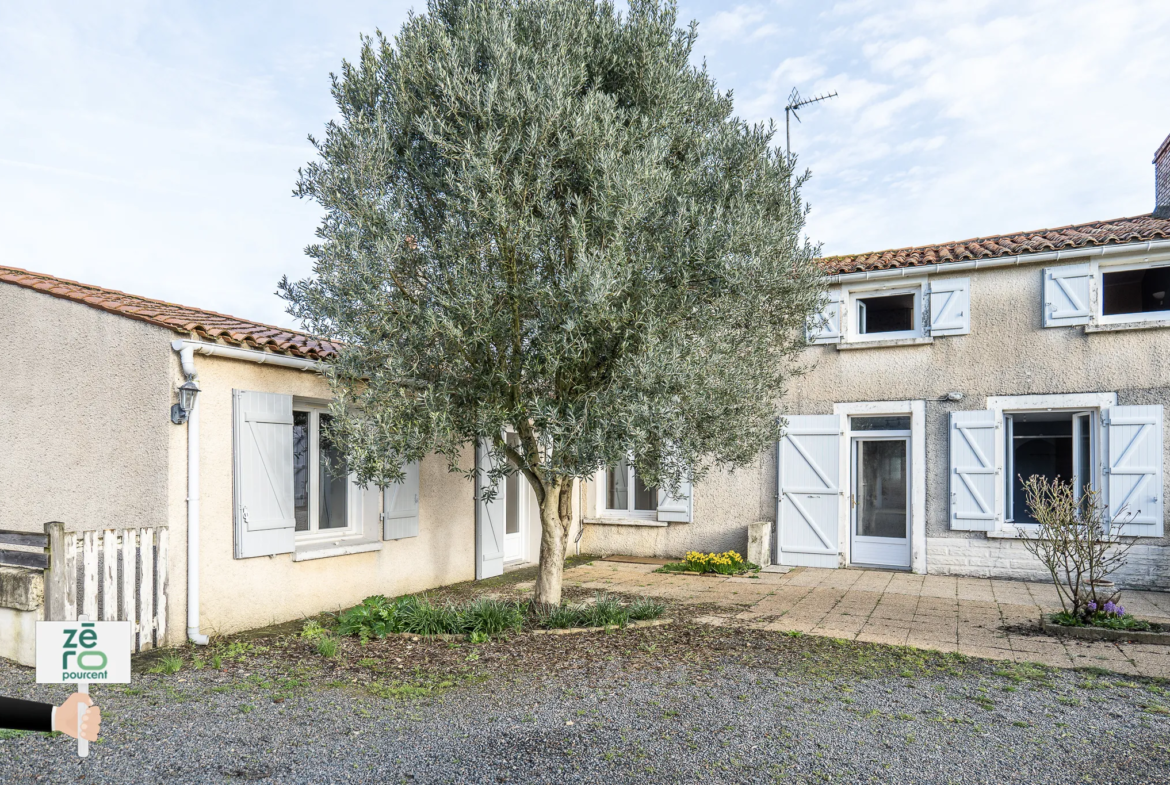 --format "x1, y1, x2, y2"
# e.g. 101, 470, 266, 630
281, 0, 824, 502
